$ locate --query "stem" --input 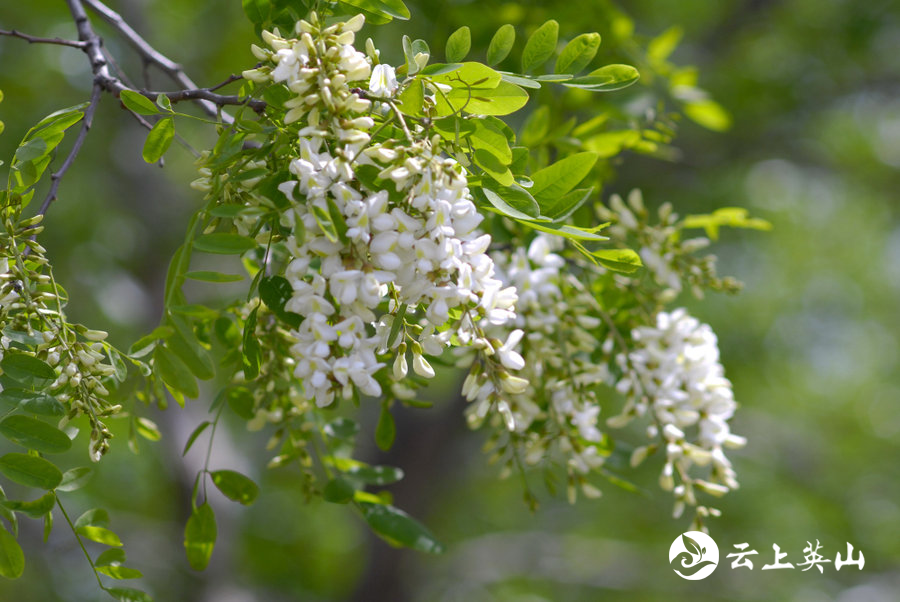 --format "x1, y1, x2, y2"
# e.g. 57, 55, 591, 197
57, 498, 107, 593
386, 101, 413, 143
82, 0, 224, 120
35, 82, 103, 219
201, 395, 228, 502
0, 28, 87, 48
